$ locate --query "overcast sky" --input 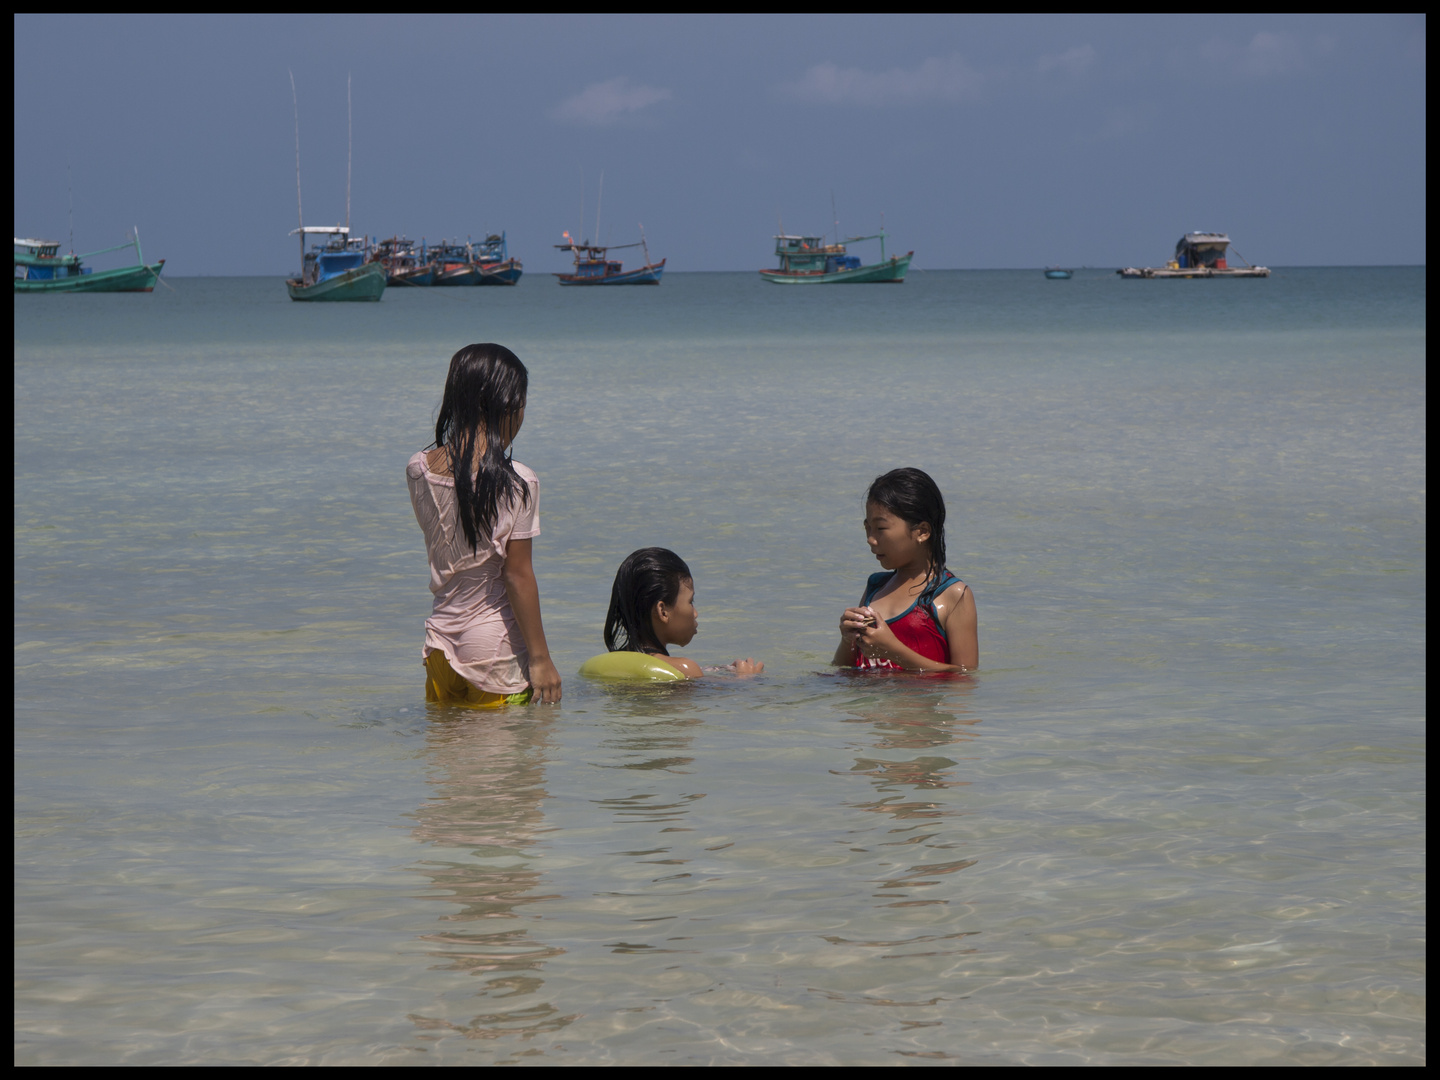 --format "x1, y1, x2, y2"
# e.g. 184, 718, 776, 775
13, 14, 1427, 274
